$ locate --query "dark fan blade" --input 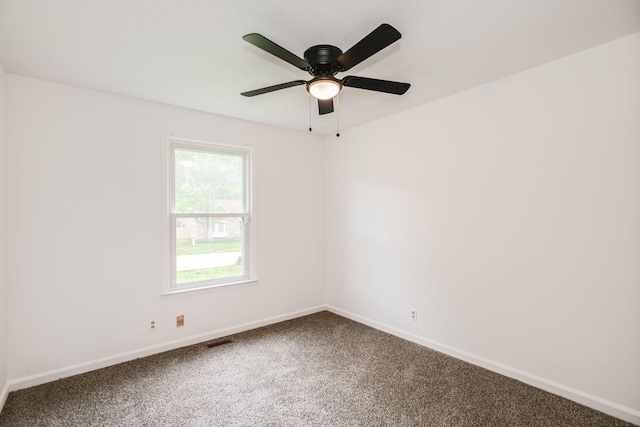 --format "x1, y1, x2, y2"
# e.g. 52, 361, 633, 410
318, 98, 334, 115
342, 76, 410, 95
241, 80, 307, 97
336, 24, 401, 71
243, 33, 310, 70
